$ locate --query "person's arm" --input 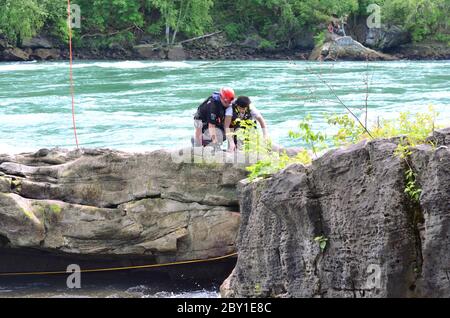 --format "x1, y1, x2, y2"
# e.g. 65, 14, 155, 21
251, 106, 268, 140
224, 114, 236, 152
194, 126, 203, 146
256, 115, 268, 139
